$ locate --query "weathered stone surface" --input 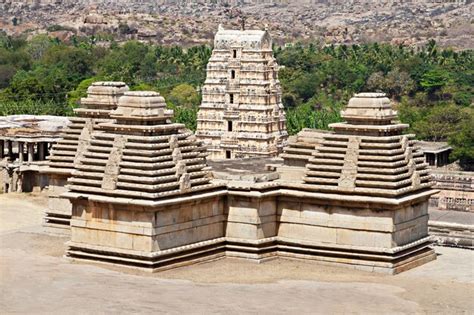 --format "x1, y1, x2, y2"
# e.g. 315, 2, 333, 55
63, 90, 436, 275
196, 26, 287, 159
43, 82, 129, 233
303, 93, 433, 197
